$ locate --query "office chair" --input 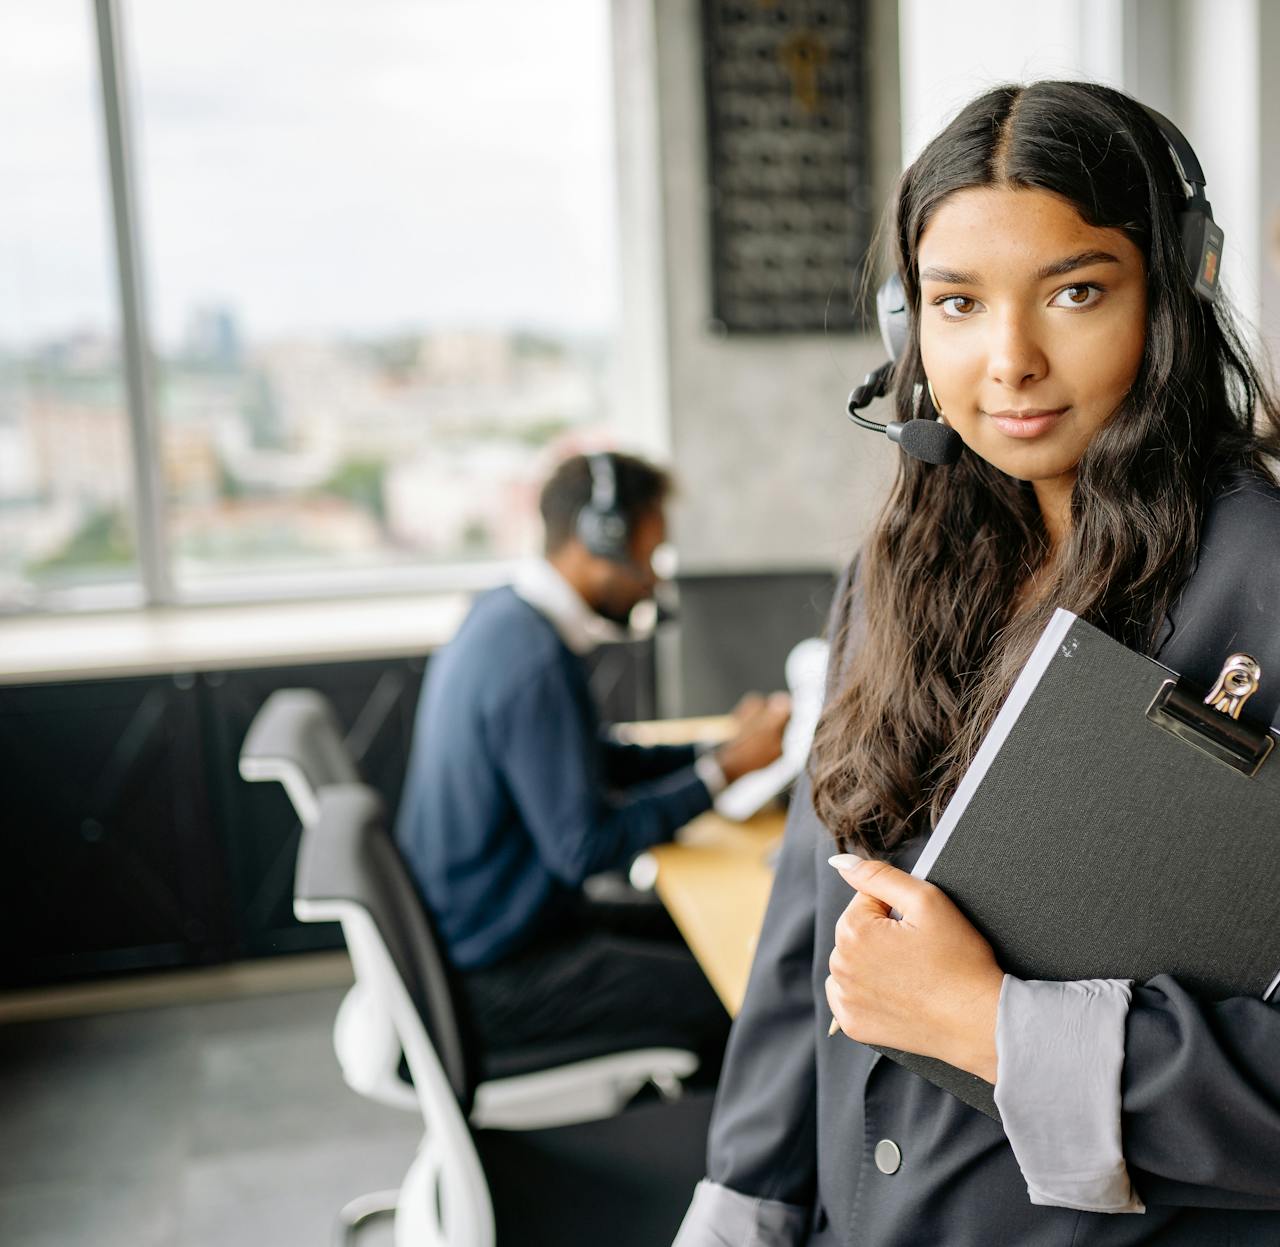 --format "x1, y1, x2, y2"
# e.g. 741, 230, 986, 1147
297, 782, 705, 1246
297, 783, 489, 1244
239, 689, 698, 1130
